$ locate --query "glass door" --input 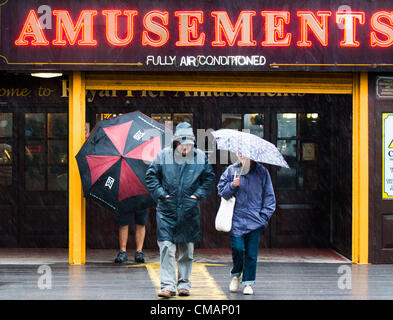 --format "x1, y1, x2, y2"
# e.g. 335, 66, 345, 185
270, 109, 331, 248
0, 112, 17, 247
20, 110, 68, 247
